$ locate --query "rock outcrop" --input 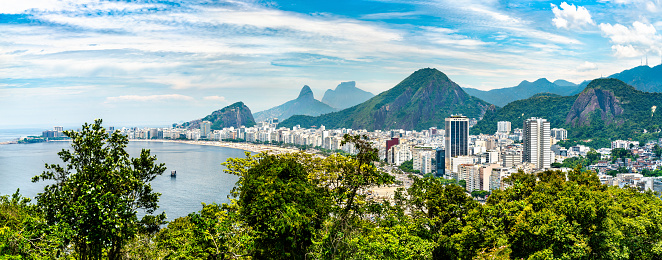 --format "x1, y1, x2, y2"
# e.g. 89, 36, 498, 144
183, 101, 256, 130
